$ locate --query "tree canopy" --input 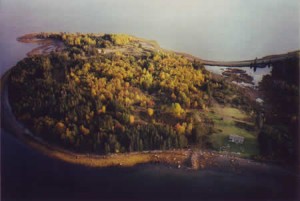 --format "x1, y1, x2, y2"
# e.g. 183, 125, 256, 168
9, 32, 214, 154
